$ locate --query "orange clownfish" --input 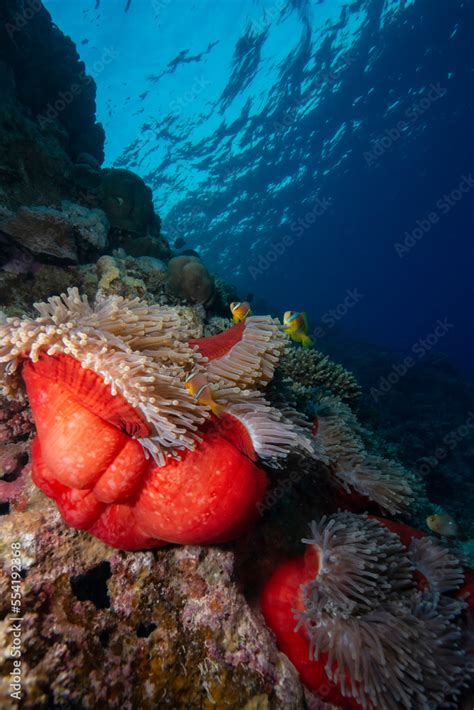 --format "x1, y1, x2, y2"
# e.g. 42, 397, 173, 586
230, 301, 252, 323
283, 311, 312, 348
185, 371, 223, 417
